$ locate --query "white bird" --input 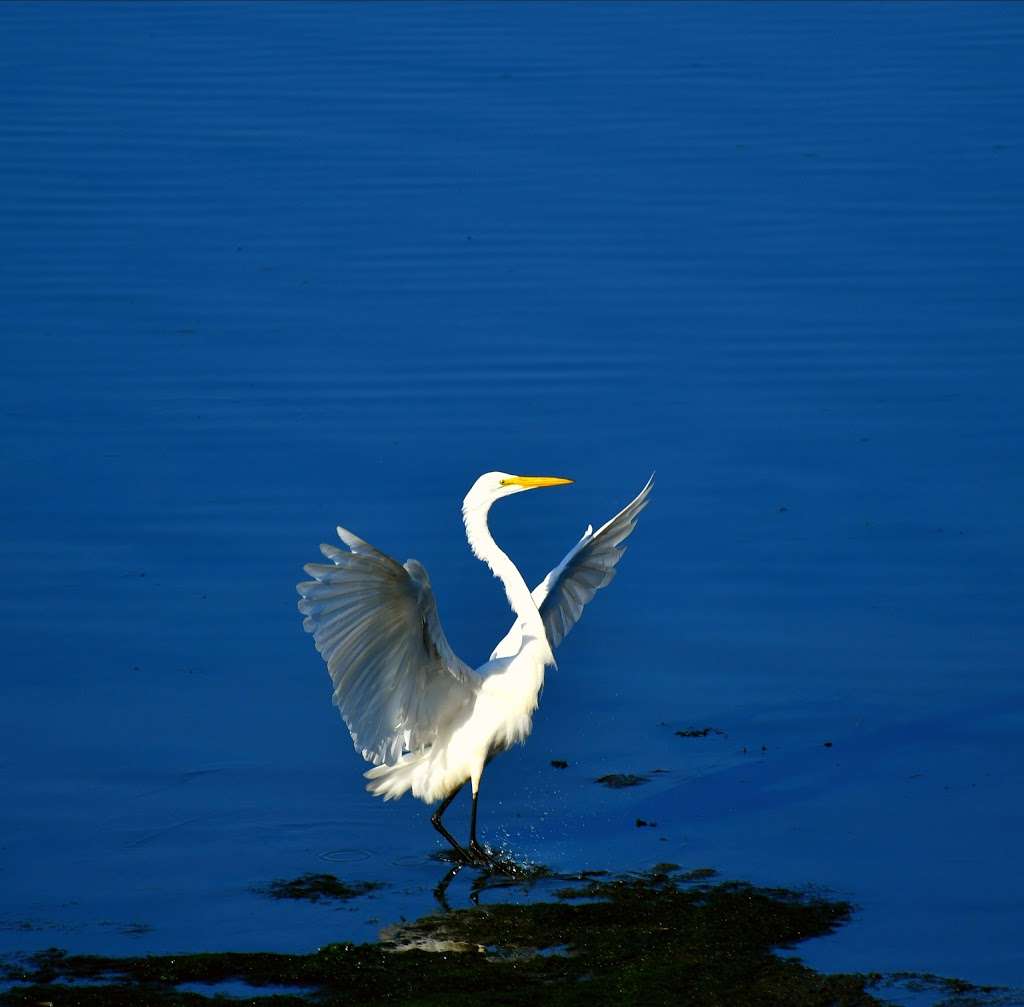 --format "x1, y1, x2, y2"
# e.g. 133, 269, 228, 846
296, 472, 653, 863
